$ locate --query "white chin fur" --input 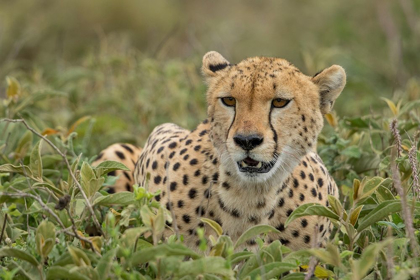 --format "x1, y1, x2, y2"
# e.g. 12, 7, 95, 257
225, 146, 302, 186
